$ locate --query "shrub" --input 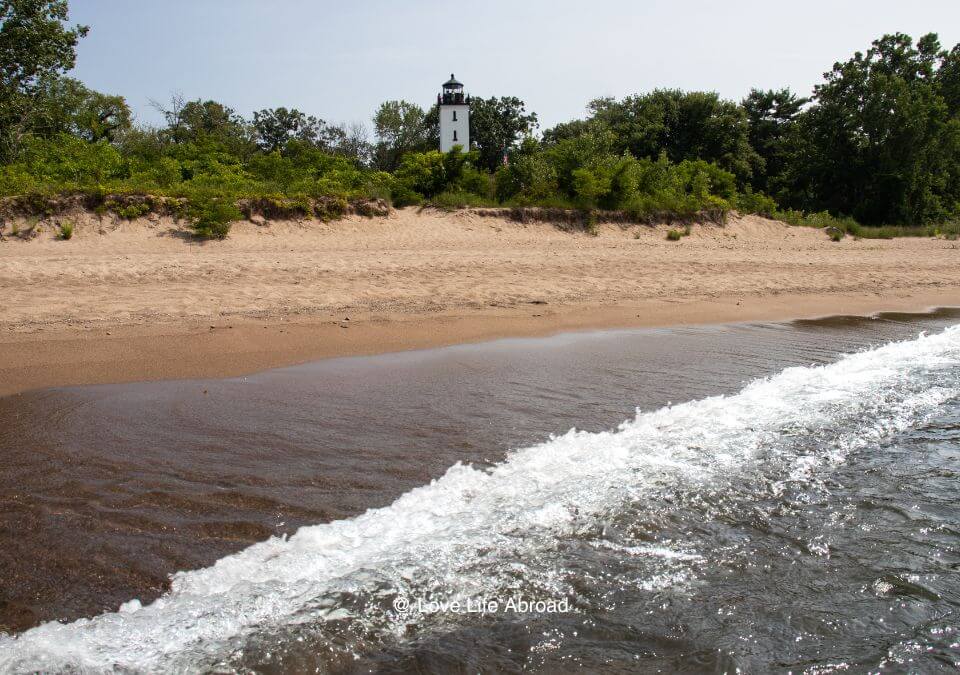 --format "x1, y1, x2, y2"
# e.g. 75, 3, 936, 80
58, 221, 74, 240
0, 165, 40, 195
583, 209, 598, 235
666, 228, 683, 241
127, 156, 182, 189
20, 134, 125, 188
430, 191, 497, 209
735, 188, 778, 217
770, 209, 939, 239
495, 153, 559, 202
241, 195, 313, 220
107, 200, 152, 219
390, 184, 423, 207
459, 166, 492, 198
363, 171, 395, 201
188, 198, 241, 239
395, 150, 449, 197
313, 195, 348, 221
